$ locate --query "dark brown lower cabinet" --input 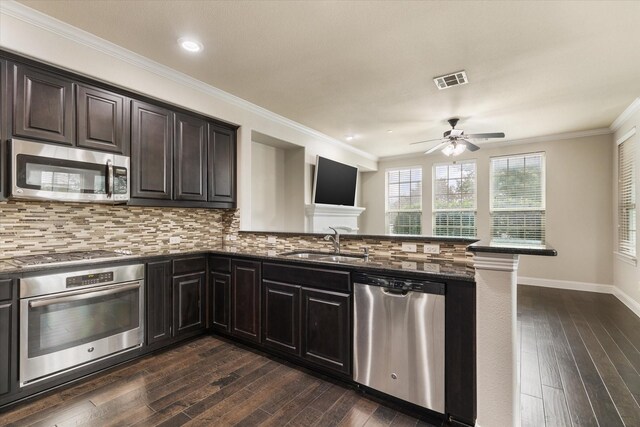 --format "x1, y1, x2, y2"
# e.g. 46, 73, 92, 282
146, 261, 172, 345
0, 300, 13, 396
173, 272, 206, 337
231, 260, 261, 343
0, 278, 15, 397
262, 280, 300, 355
211, 272, 231, 333
301, 288, 351, 375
